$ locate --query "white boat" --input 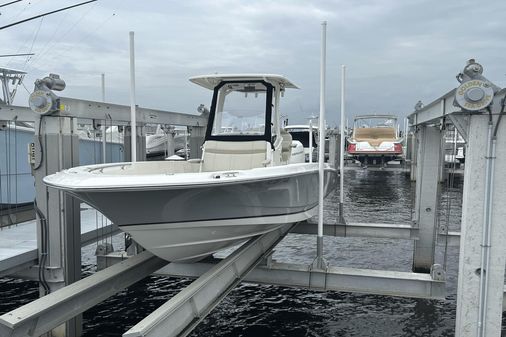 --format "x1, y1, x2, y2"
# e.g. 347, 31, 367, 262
146, 125, 187, 159
44, 74, 337, 262
285, 124, 319, 162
